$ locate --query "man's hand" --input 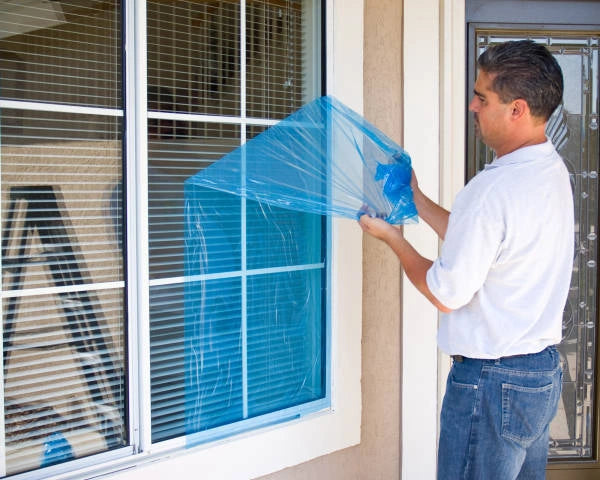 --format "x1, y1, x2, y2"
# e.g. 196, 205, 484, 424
358, 214, 401, 242
358, 210, 452, 313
